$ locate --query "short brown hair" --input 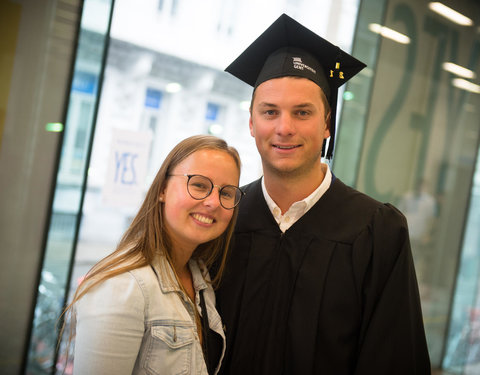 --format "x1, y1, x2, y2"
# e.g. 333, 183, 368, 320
250, 77, 331, 122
